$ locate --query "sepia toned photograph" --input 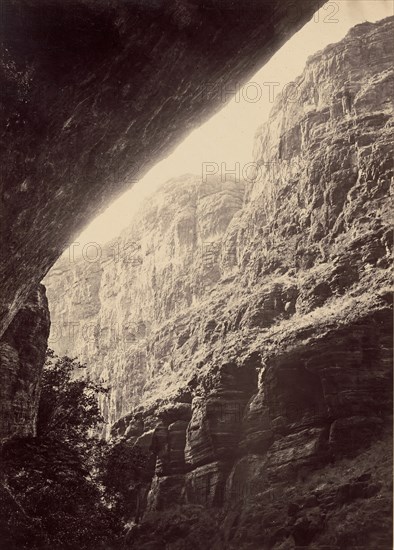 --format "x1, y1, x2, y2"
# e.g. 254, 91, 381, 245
0, 1, 393, 548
